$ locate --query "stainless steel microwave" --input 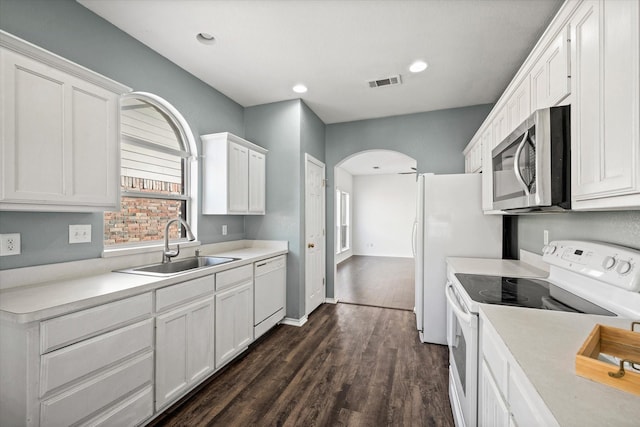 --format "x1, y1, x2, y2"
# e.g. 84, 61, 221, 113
492, 106, 571, 212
